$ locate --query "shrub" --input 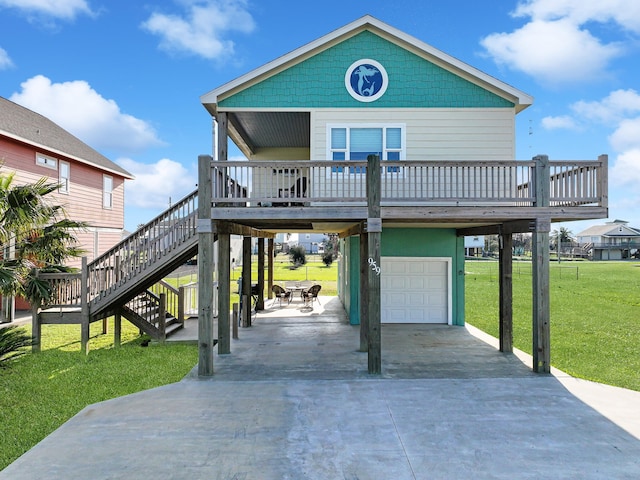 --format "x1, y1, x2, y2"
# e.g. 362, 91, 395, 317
321, 251, 335, 267
0, 326, 32, 367
289, 245, 307, 266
